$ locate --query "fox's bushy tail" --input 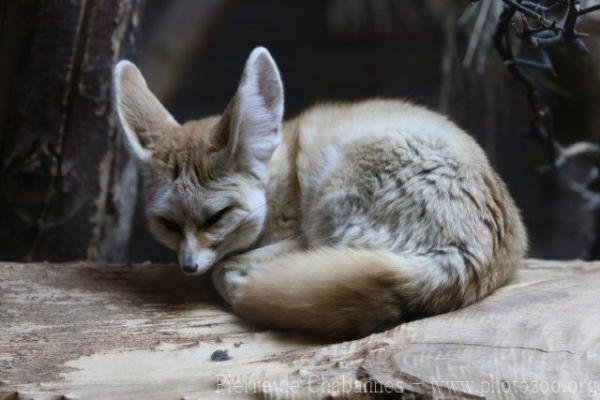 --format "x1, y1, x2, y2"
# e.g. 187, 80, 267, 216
234, 247, 501, 339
